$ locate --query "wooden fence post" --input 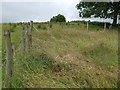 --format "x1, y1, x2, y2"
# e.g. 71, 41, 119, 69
25, 24, 29, 53
27, 21, 33, 52
87, 21, 89, 31
24, 21, 33, 54
30, 21, 33, 32
29, 21, 33, 48
4, 30, 13, 87
22, 24, 26, 53
109, 24, 112, 29
104, 23, 106, 31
